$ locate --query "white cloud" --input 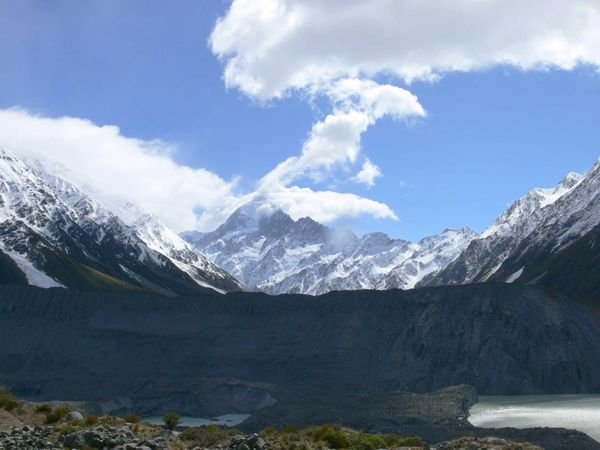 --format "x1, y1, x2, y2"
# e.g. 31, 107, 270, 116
353, 159, 381, 188
0, 108, 398, 230
210, 0, 600, 225
258, 79, 425, 190
211, 0, 600, 99
259, 184, 396, 223
0, 108, 243, 231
